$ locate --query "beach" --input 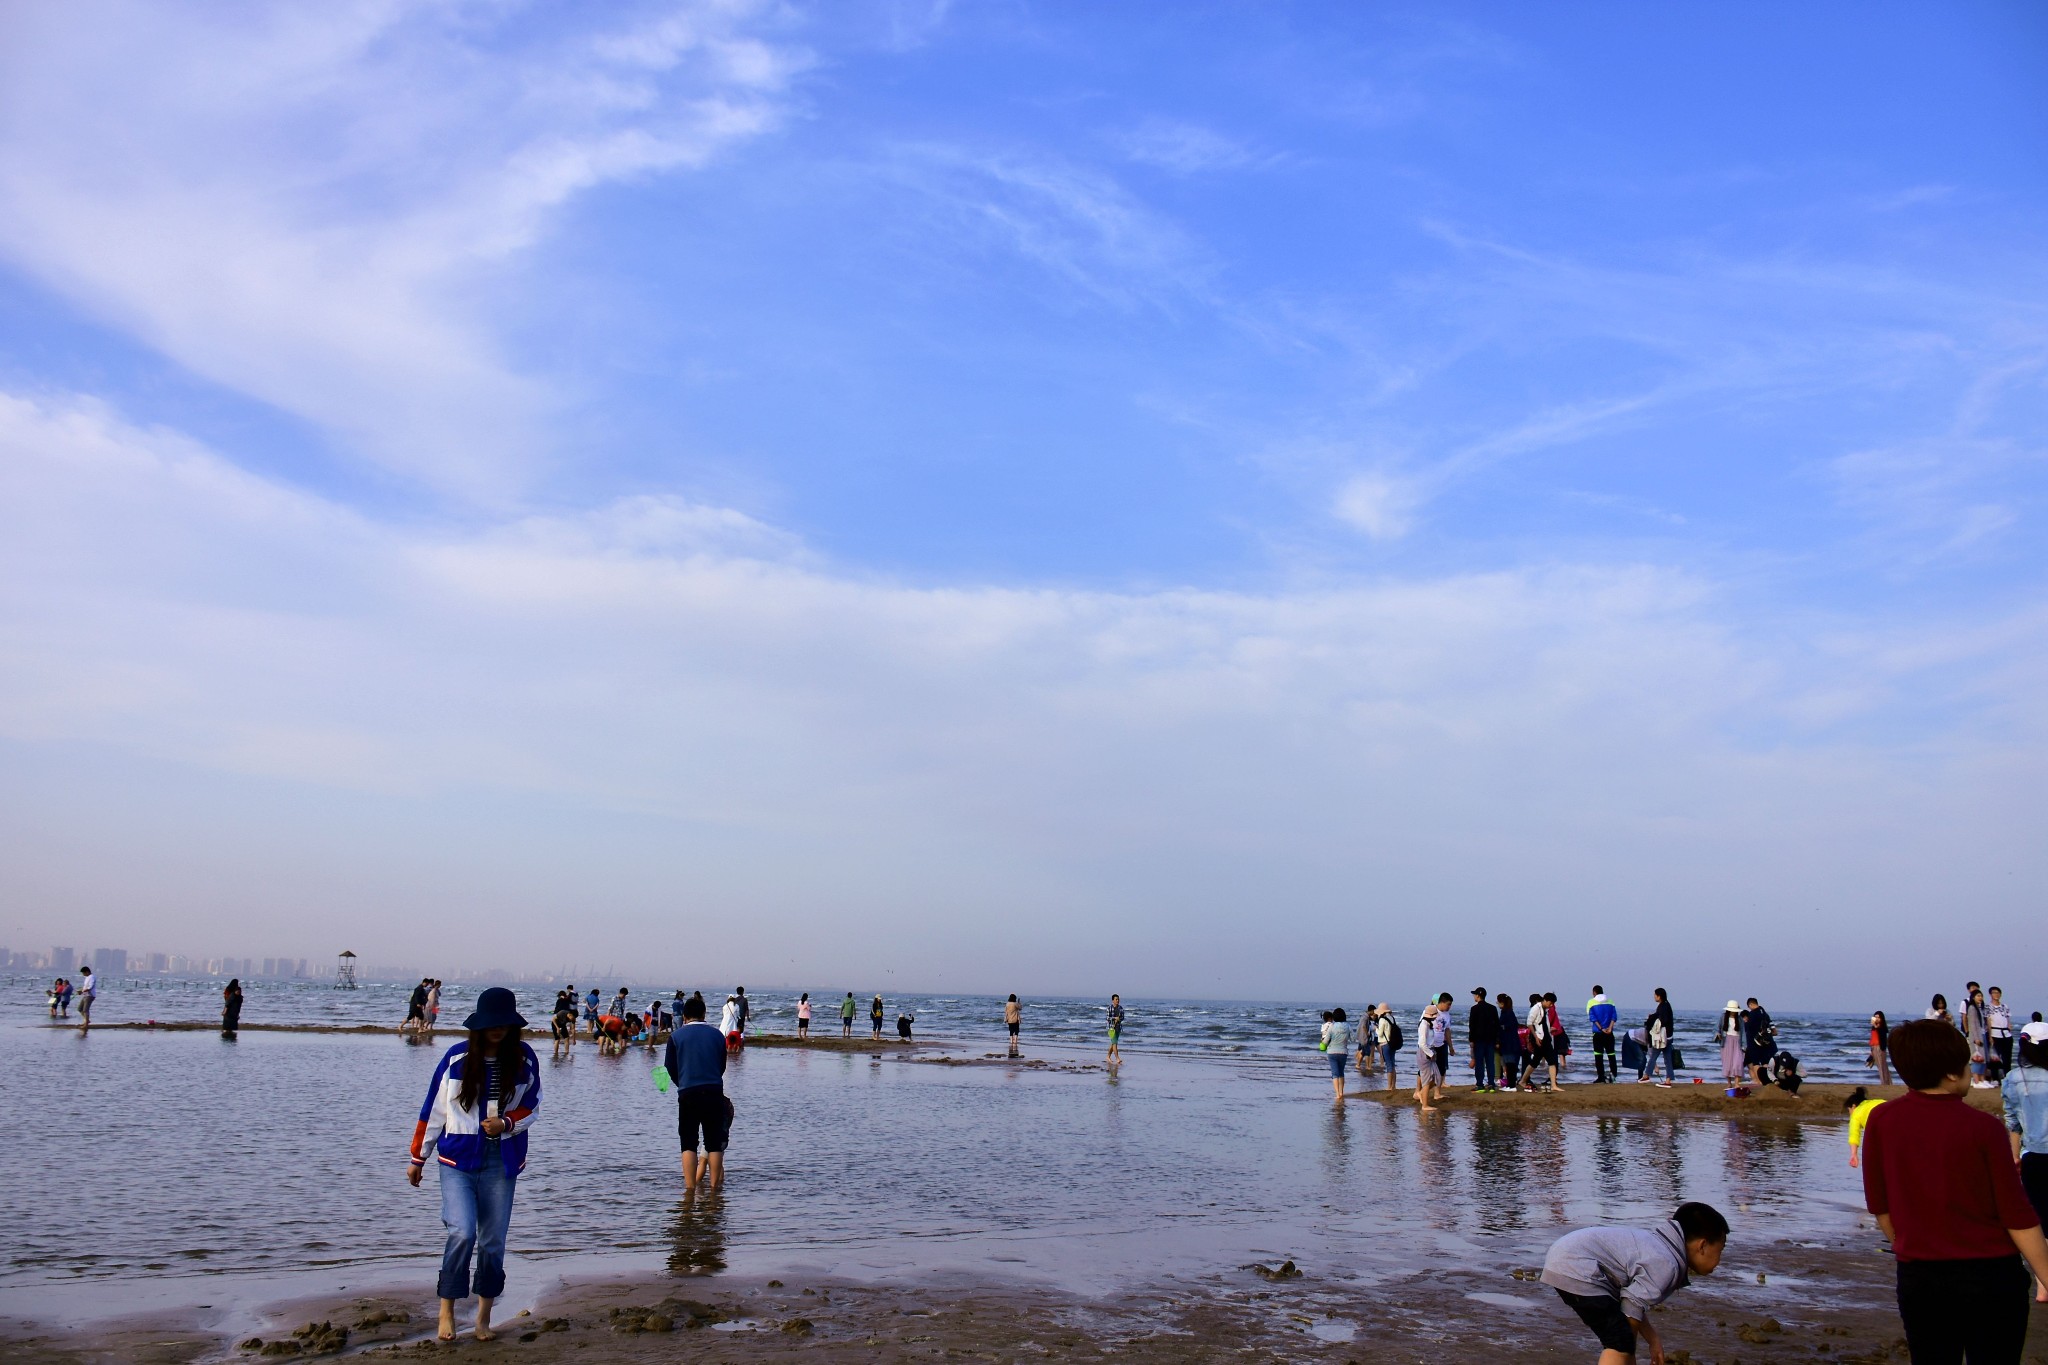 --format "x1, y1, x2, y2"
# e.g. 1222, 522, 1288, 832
3, 991, 2041, 1362
10, 1233, 2046, 1363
